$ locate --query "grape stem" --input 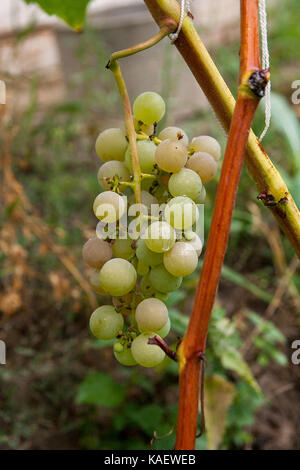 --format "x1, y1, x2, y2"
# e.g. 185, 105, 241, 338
148, 335, 177, 362
144, 0, 300, 256
107, 20, 176, 205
